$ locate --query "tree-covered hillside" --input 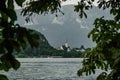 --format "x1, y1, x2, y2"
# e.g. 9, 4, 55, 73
13, 29, 90, 58
13, 29, 54, 57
